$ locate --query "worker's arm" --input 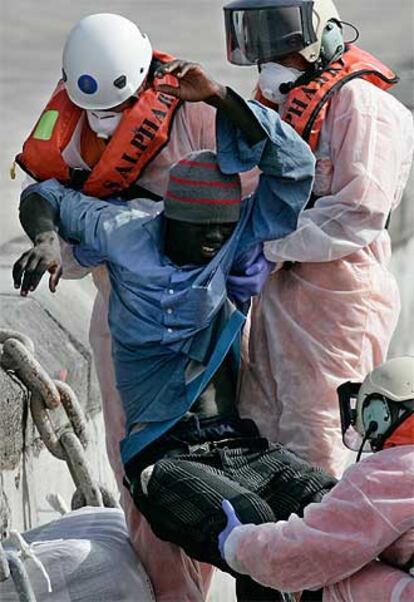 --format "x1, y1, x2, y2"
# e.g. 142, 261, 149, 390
264, 80, 414, 263
221, 450, 414, 592
325, 561, 414, 602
